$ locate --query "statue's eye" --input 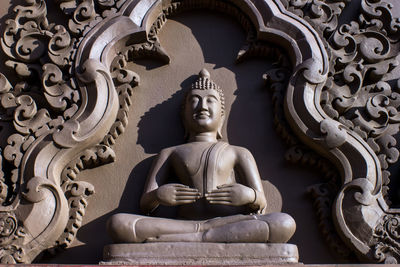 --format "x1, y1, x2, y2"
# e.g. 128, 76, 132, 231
207, 97, 217, 103
189, 96, 199, 105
